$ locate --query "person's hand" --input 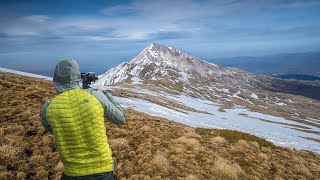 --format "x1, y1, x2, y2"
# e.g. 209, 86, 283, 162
102, 90, 112, 95
96, 86, 104, 91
